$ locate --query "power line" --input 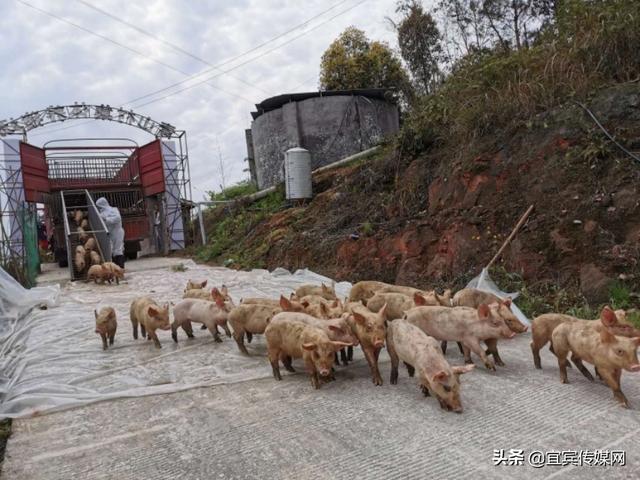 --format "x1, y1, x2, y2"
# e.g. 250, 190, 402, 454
73, 0, 272, 96
123, 0, 357, 106
130, 0, 368, 109
15, 0, 256, 104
